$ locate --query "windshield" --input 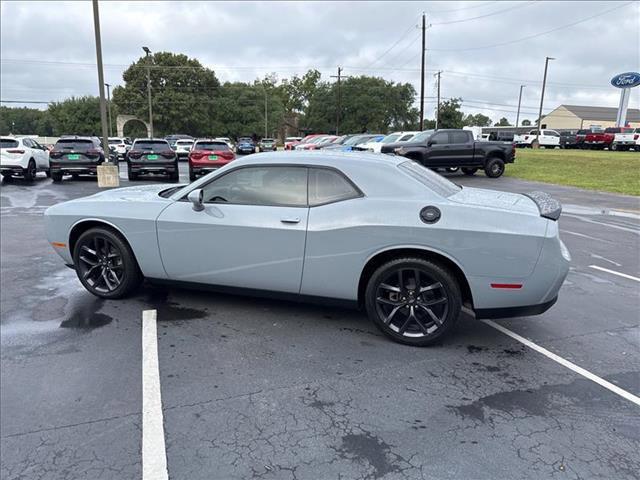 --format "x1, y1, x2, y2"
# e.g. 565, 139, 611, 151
399, 160, 461, 198
344, 135, 368, 146
1, 139, 19, 149
381, 134, 401, 143
134, 140, 170, 150
409, 130, 435, 143
194, 141, 229, 151
54, 139, 94, 151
